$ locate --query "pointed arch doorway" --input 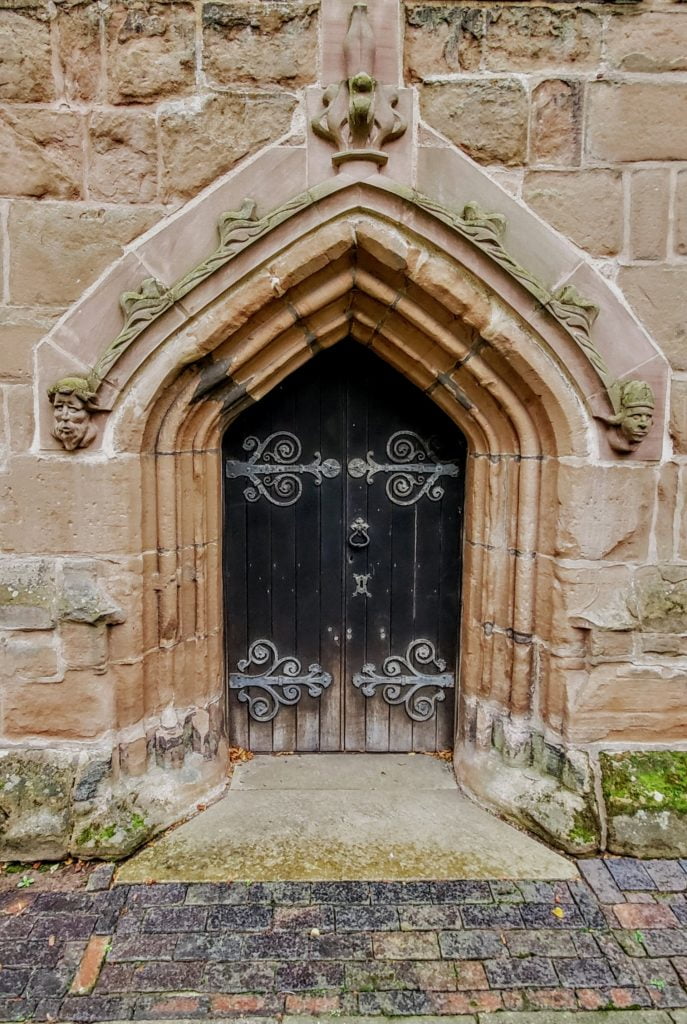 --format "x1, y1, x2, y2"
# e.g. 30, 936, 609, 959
223, 339, 467, 753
